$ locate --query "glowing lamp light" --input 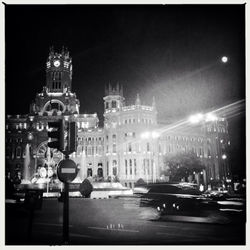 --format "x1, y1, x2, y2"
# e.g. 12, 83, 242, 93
141, 131, 150, 139
152, 131, 160, 139
222, 154, 227, 160
141, 131, 160, 139
27, 132, 34, 141
189, 113, 204, 124
221, 56, 228, 63
205, 113, 218, 122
